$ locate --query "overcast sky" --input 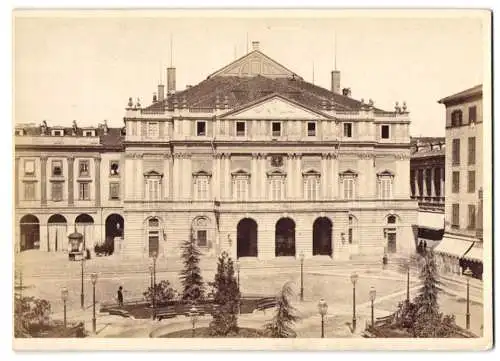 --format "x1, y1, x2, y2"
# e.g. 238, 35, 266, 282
14, 11, 487, 136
